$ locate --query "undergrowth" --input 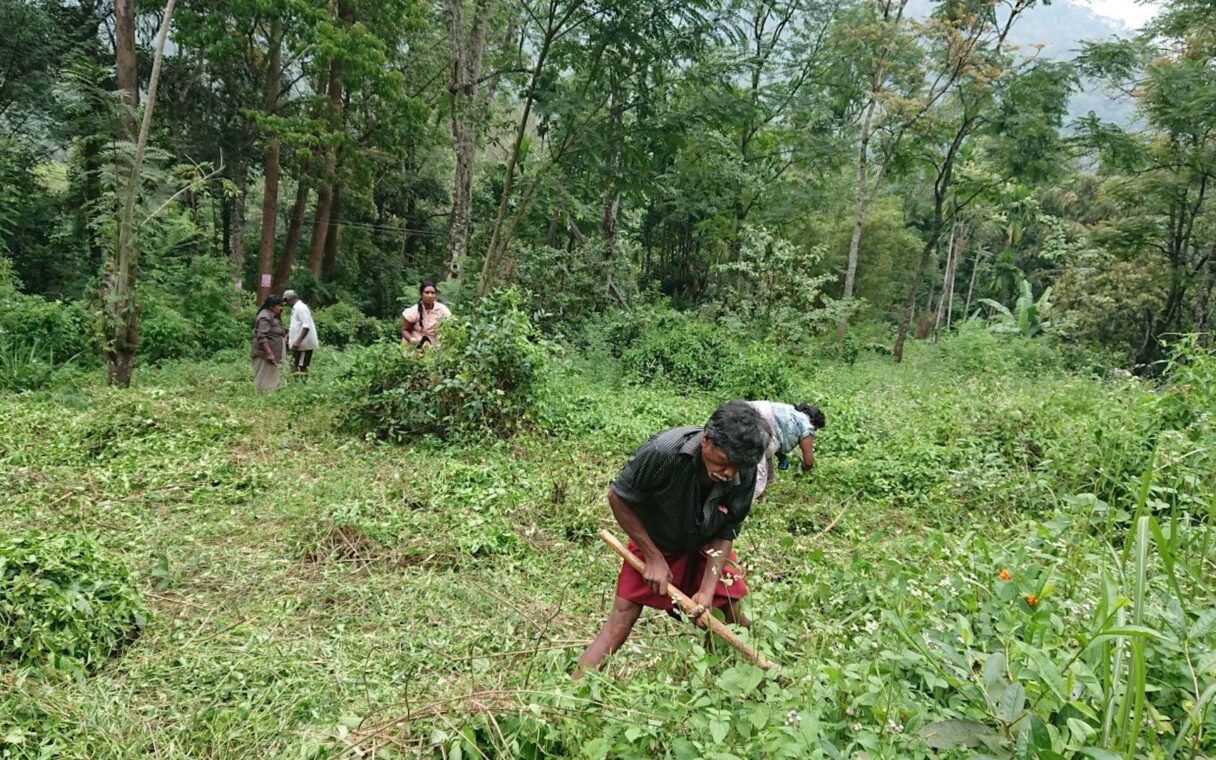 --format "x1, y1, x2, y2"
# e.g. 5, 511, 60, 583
0, 331, 1212, 758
